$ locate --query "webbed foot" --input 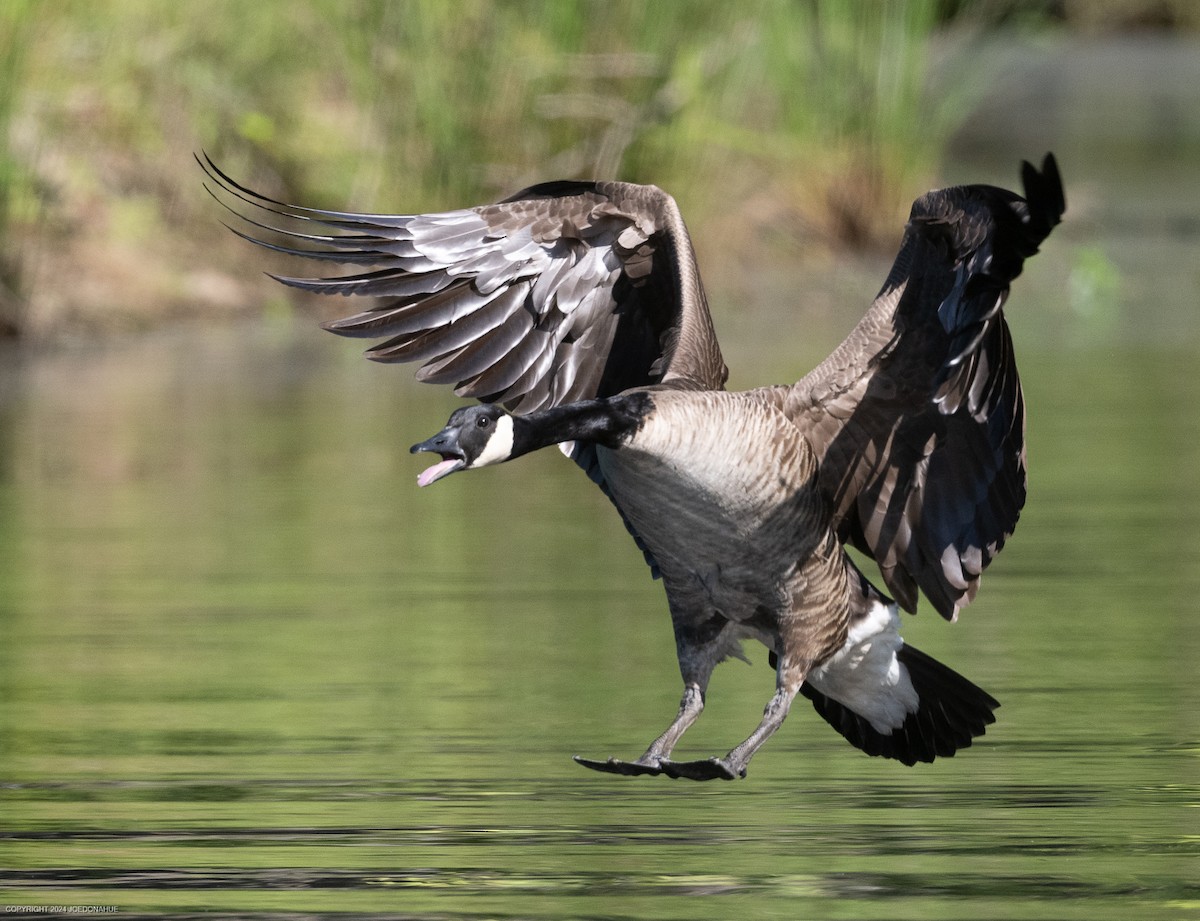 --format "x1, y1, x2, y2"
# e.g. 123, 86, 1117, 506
660, 757, 744, 781
573, 755, 665, 776
573, 753, 748, 781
